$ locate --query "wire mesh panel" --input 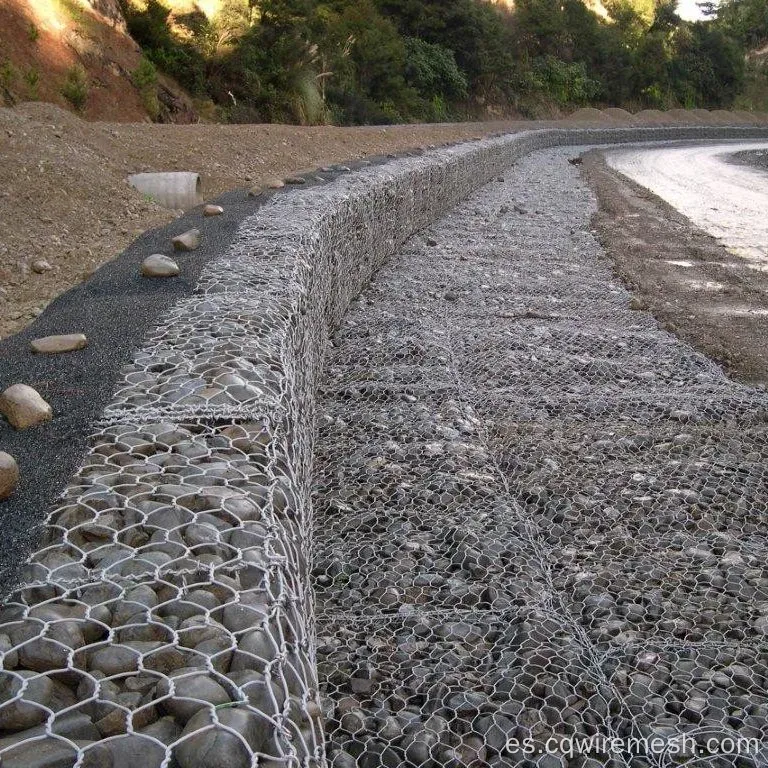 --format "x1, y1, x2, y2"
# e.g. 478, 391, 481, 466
312, 146, 768, 768
0, 127, 549, 768
1, 127, 768, 767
